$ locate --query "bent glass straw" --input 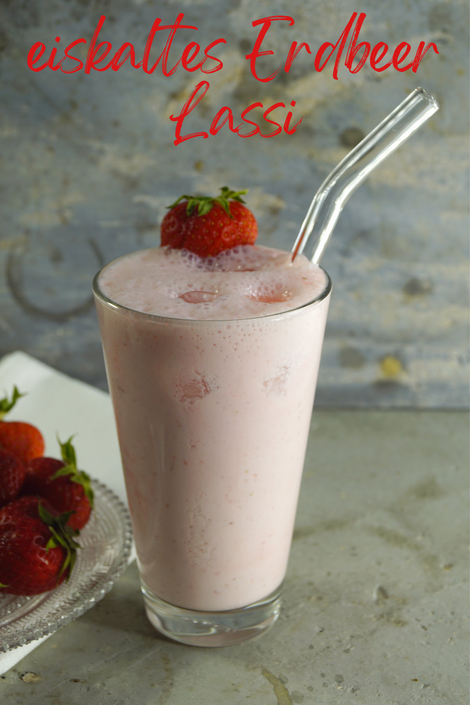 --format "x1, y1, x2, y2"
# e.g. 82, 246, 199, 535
291, 87, 439, 263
